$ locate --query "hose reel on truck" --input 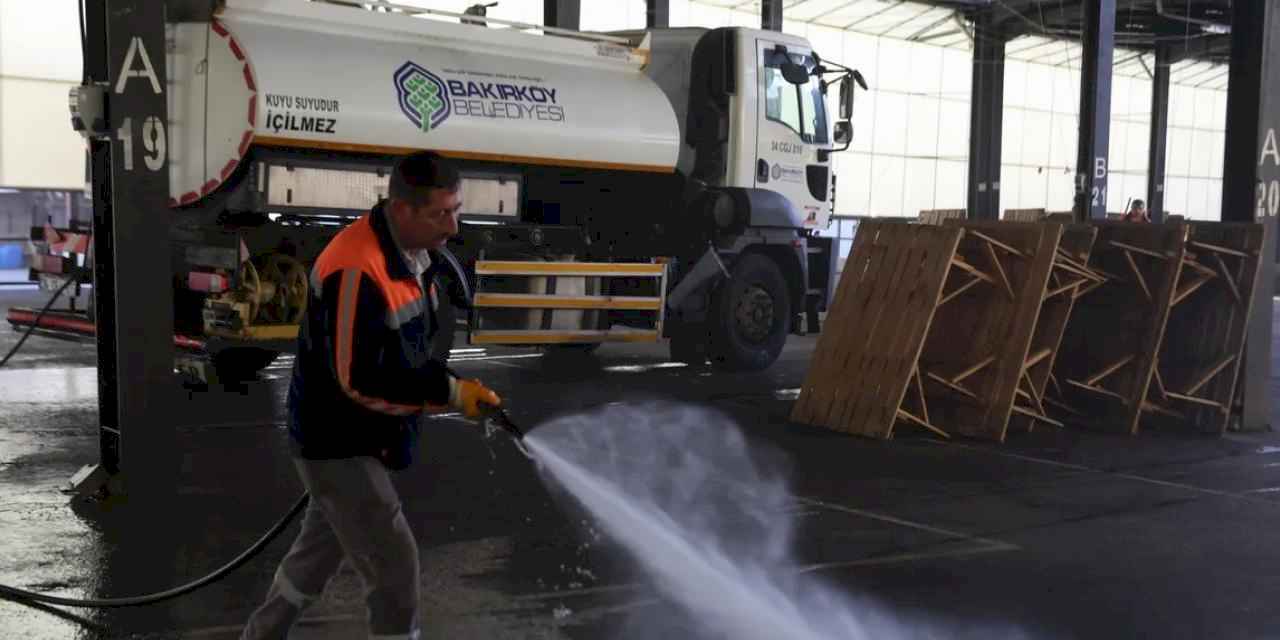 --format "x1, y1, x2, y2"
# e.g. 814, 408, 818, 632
202, 253, 309, 337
